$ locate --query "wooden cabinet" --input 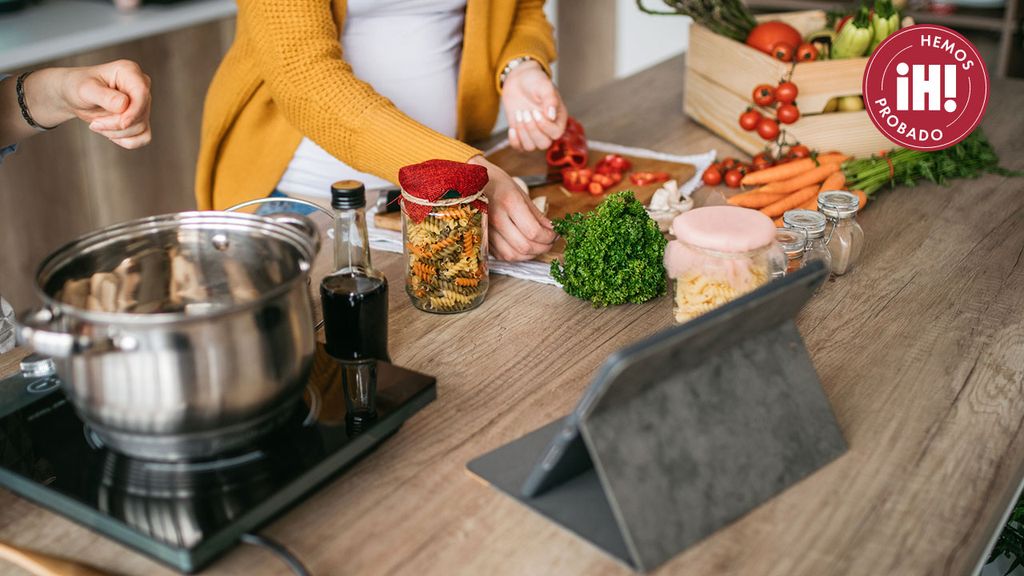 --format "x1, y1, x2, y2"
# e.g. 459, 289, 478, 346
0, 19, 234, 312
